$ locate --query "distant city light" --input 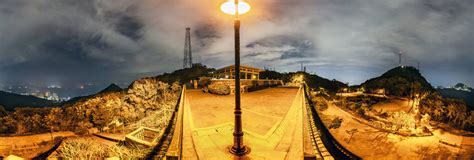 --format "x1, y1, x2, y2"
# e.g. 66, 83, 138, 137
48, 85, 62, 89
